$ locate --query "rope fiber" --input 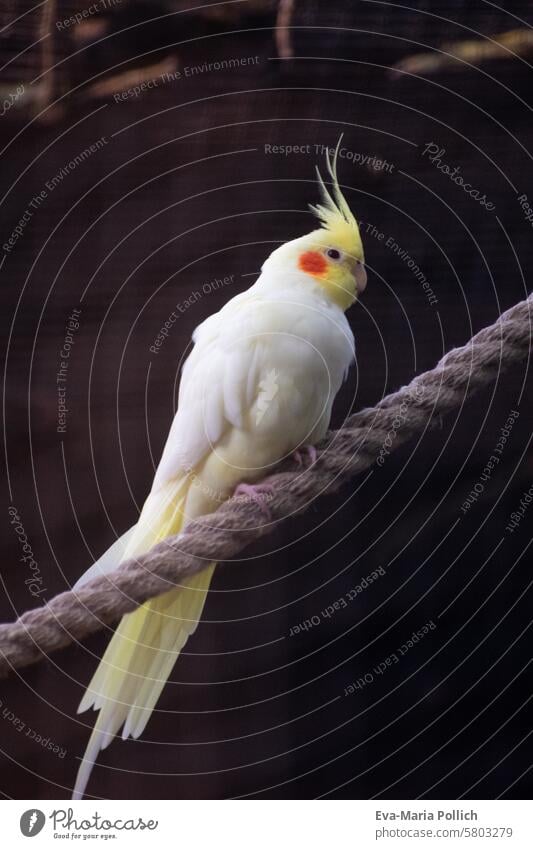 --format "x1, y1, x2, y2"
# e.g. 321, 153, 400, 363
1, 293, 531, 678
